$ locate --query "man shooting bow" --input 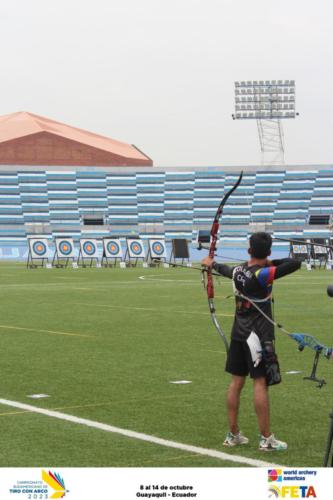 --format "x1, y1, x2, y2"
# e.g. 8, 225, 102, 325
202, 232, 301, 451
